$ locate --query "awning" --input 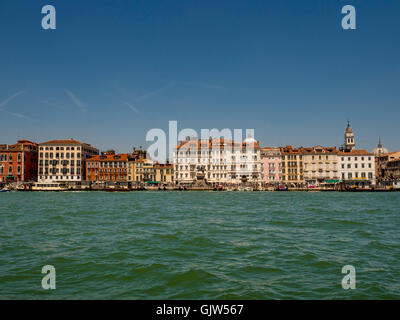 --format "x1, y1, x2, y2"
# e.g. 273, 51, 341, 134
325, 180, 339, 183
145, 181, 161, 184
